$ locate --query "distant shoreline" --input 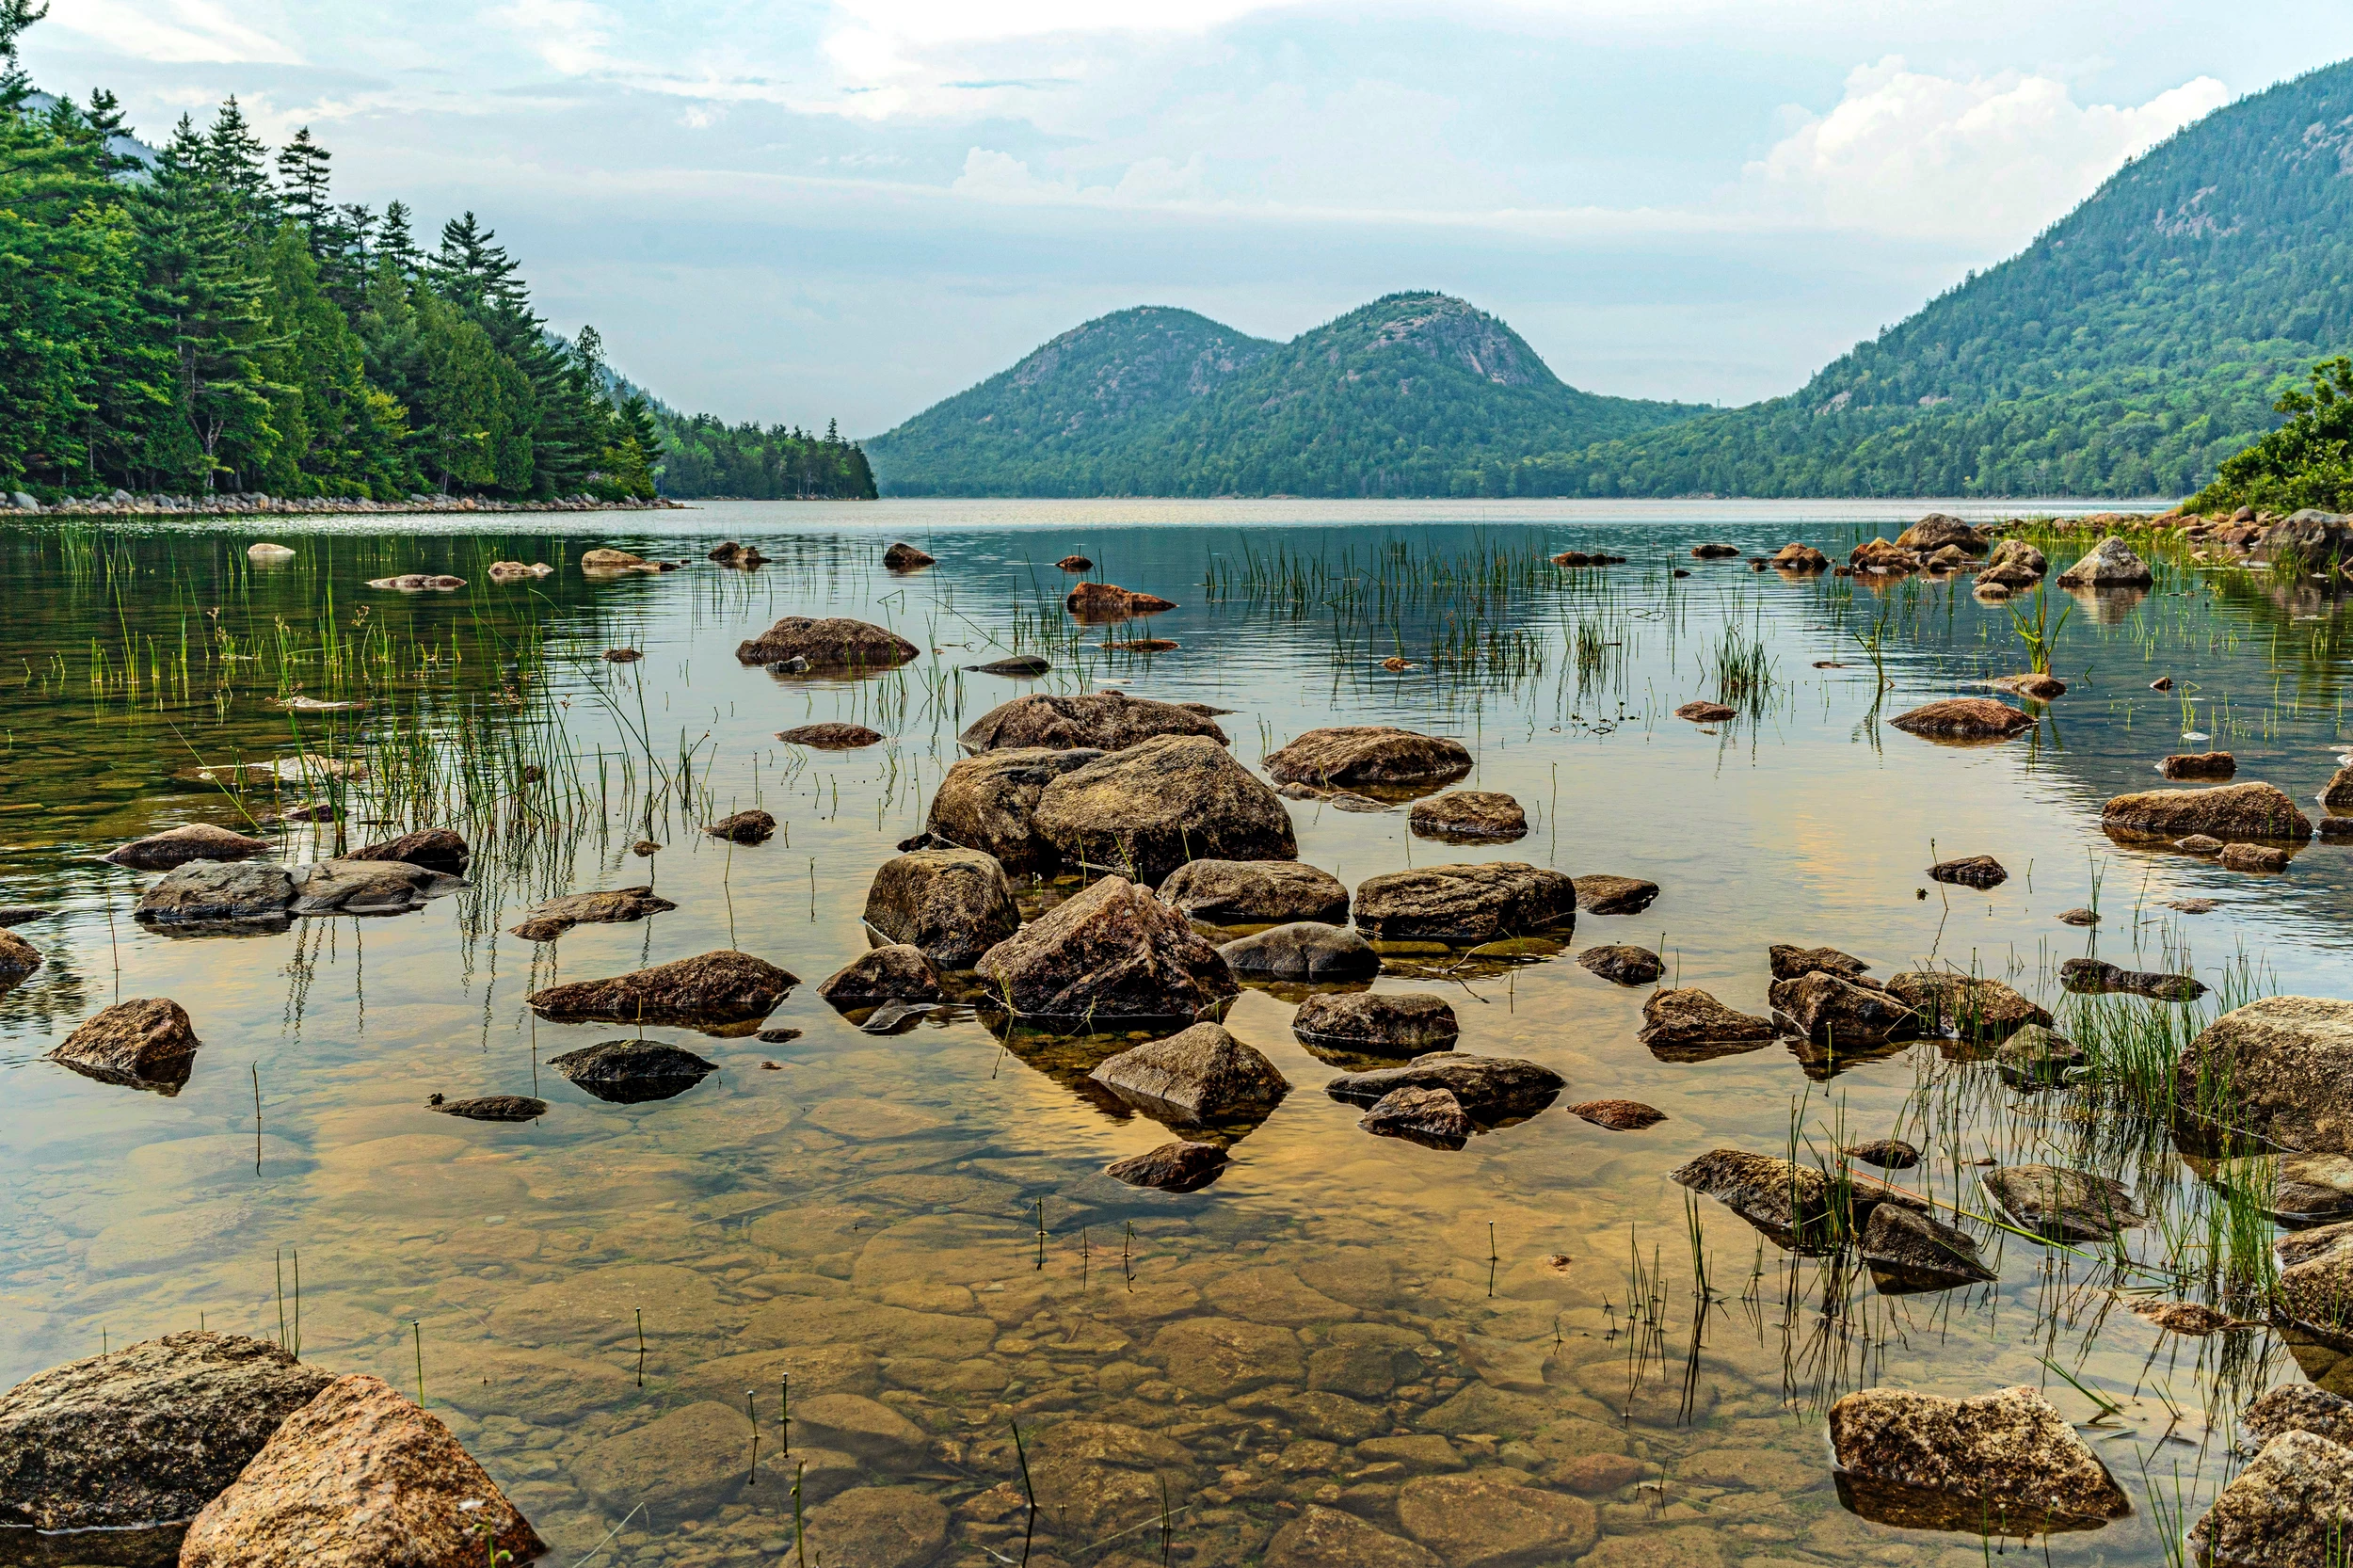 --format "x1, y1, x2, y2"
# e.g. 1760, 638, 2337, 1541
2, 491, 684, 520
